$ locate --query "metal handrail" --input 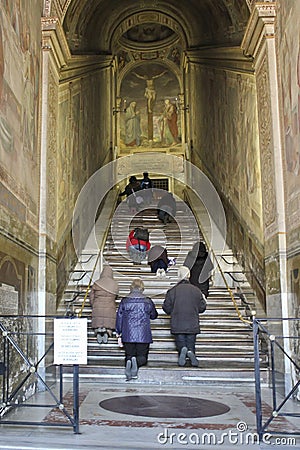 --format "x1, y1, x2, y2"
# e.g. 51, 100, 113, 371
219, 254, 237, 265
77, 252, 101, 318
211, 252, 253, 324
